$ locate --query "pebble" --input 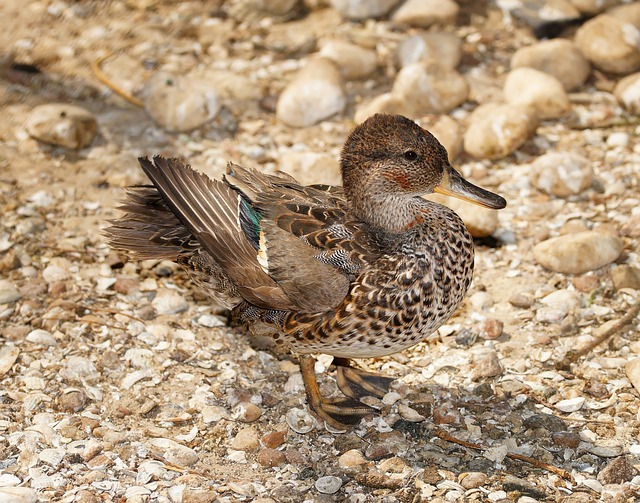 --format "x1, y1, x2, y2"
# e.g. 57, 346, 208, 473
539, 289, 582, 314
143, 72, 221, 132
575, 15, 640, 74
319, 40, 378, 80
231, 426, 260, 451
625, 358, 640, 394
0, 487, 38, 503
509, 293, 533, 308
533, 231, 623, 274
392, 62, 468, 115
261, 430, 287, 449
503, 68, 570, 119
314, 475, 343, 494
478, 319, 503, 340
231, 402, 262, 422
510, 39, 591, 91
329, 0, 401, 20
554, 397, 585, 413
469, 291, 494, 311
551, 431, 581, 449
42, 263, 70, 283
613, 72, 640, 115
0, 280, 21, 304
529, 152, 594, 197
597, 456, 639, 484
26, 329, 56, 346
396, 32, 463, 69
611, 265, 640, 290
423, 115, 463, 162
146, 438, 198, 466
257, 448, 286, 467
354, 93, 412, 123
471, 348, 503, 380
391, 0, 459, 28
276, 58, 346, 127
428, 193, 498, 238
26, 103, 97, 149
397, 403, 425, 422
463, 103, 539, 160
151, 289, 189, 315
460, 471, 487, 489
0, 346, 20, 375
338, 449, 367, 469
